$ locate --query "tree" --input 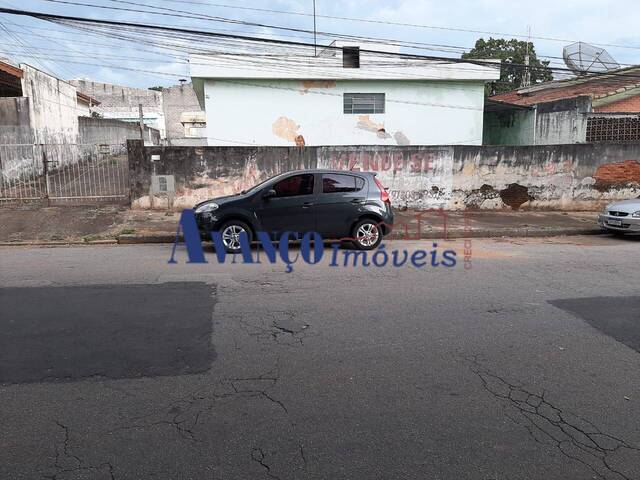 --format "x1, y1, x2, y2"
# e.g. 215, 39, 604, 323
462, 38, 553, 95
148, 86, 163, 92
